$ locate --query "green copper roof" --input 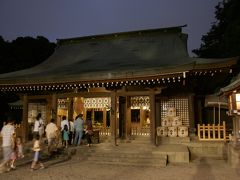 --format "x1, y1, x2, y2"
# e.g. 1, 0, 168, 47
0, 26, 238, 85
